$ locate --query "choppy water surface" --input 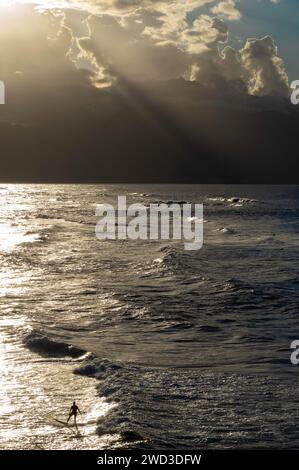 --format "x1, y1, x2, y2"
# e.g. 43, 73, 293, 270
0, 185, 298, 449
